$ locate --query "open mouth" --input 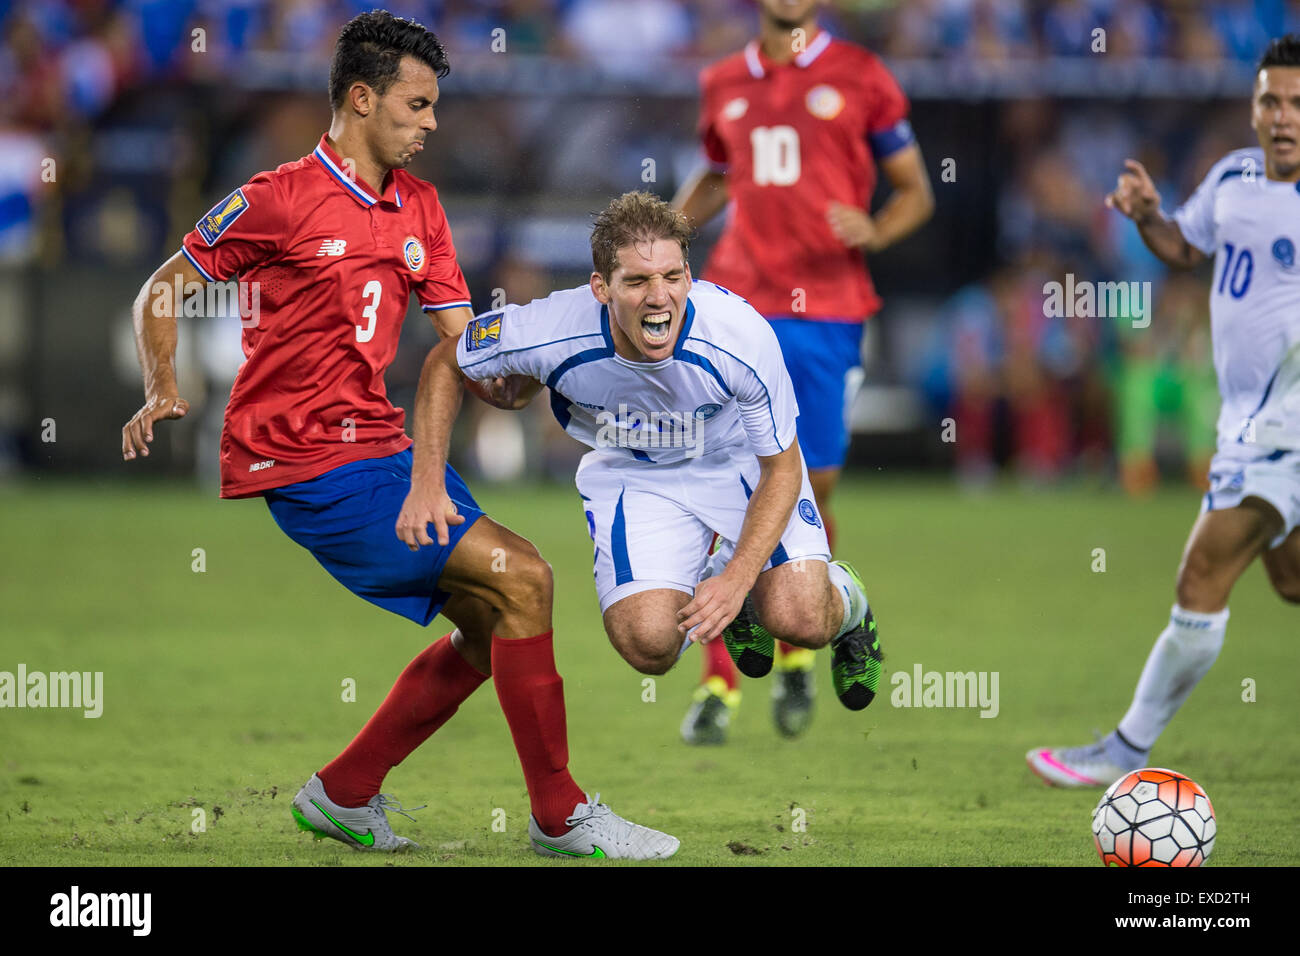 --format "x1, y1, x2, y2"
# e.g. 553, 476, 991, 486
641, 311, 672, 347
